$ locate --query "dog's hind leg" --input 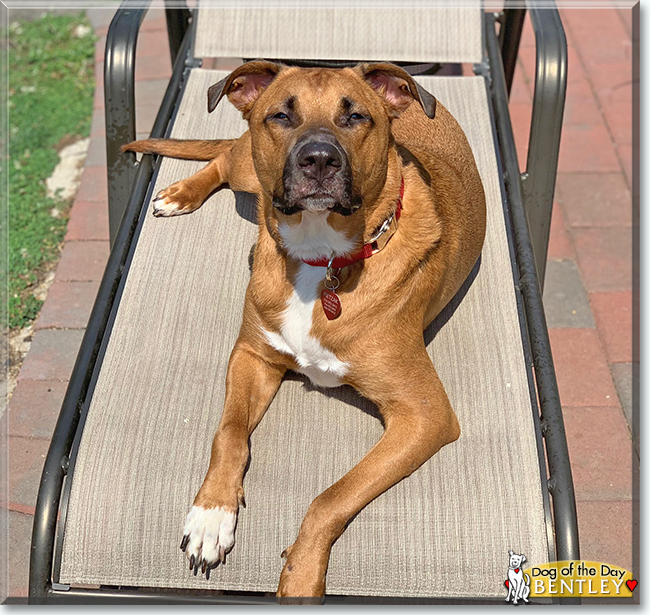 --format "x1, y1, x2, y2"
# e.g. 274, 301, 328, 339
149, 152, 232, 217
181, 342, 285, 577
276, 341, 460, 598
122, 133, 260, 216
